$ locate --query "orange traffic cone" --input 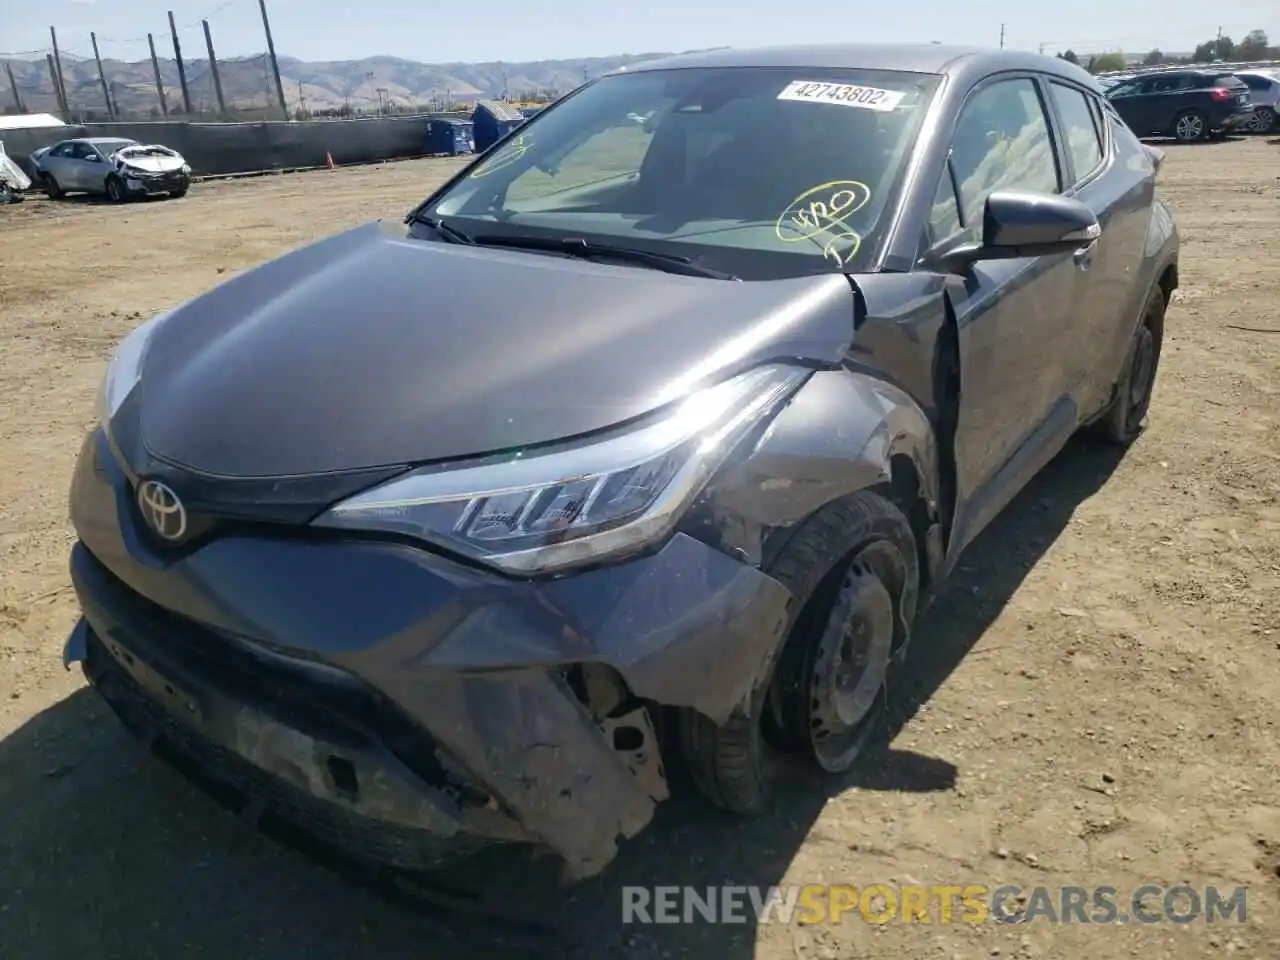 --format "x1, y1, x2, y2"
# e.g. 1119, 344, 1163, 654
325, 151, 336, 170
